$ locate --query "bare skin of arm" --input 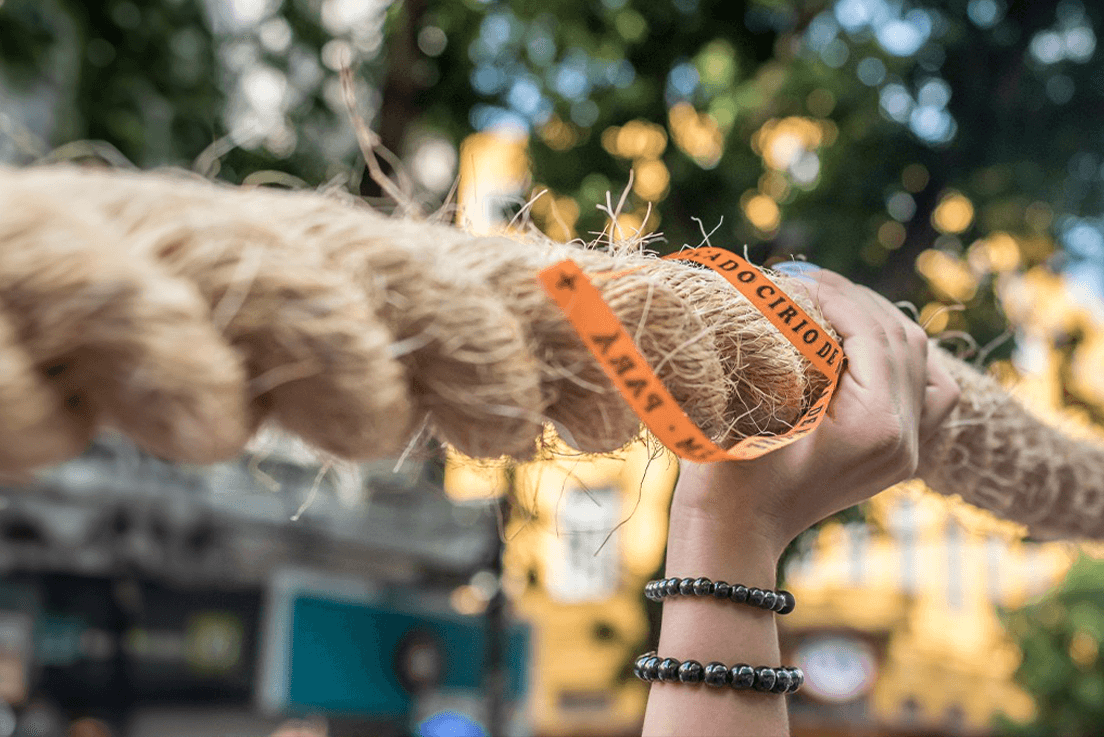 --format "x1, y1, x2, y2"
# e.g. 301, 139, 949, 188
642, 267, 961, 736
